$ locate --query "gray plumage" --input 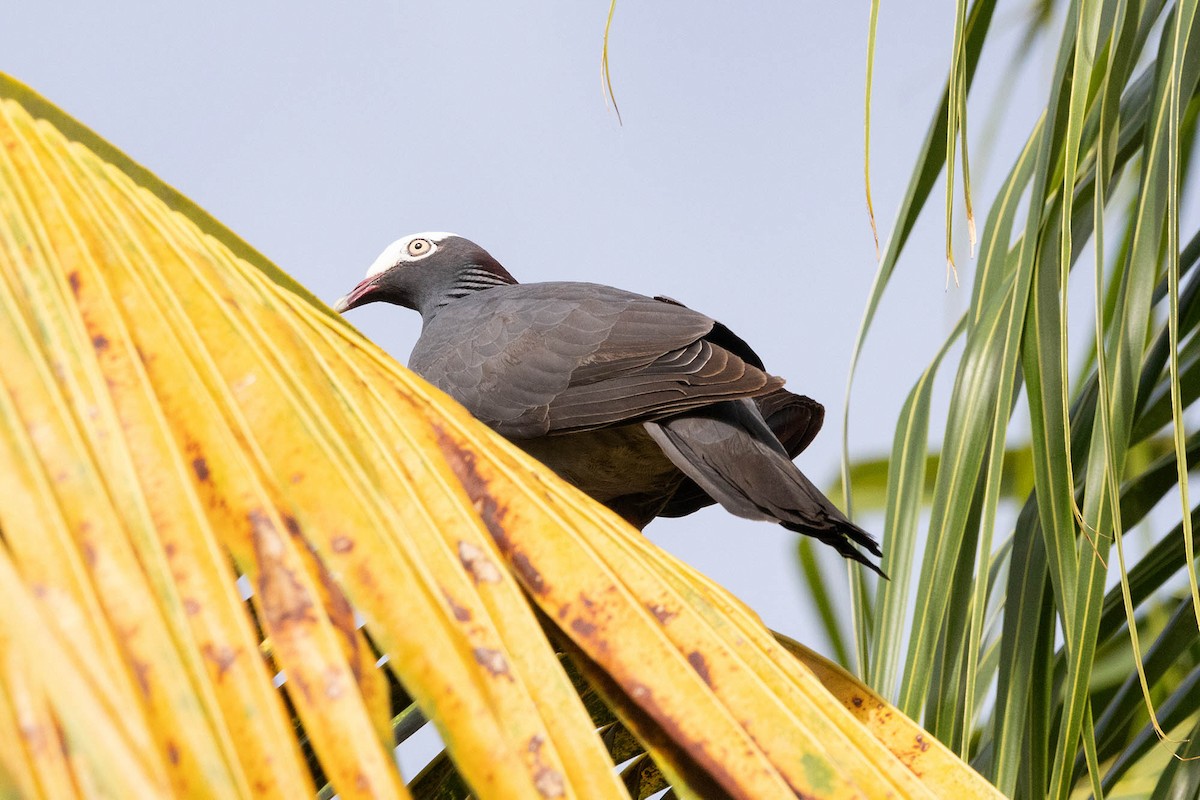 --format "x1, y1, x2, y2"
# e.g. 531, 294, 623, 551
334, 232, 882, 574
